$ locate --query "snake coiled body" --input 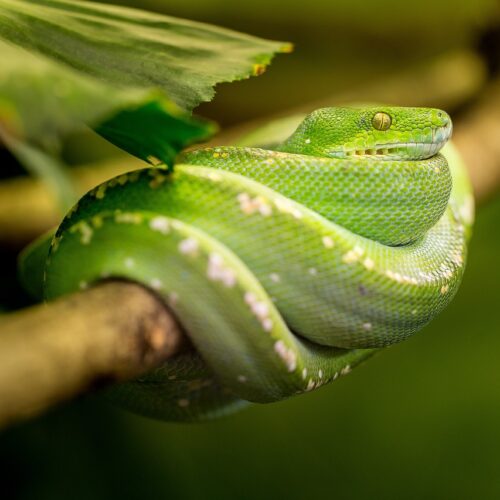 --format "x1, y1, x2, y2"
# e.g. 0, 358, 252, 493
35, 107, 473, 421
